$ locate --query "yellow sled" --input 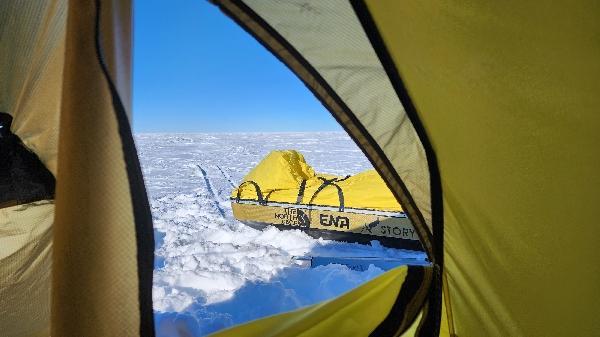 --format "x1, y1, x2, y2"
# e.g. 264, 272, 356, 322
231, 150, 422, 250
